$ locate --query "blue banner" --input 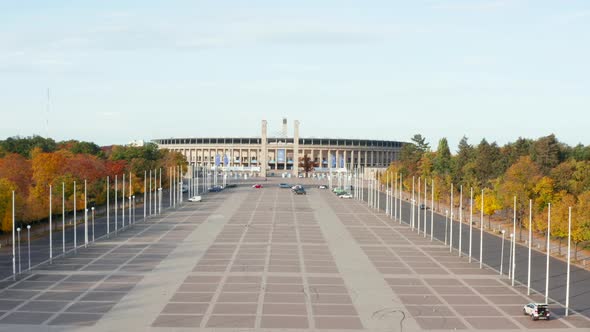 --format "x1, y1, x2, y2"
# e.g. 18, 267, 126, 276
277, 149, 286, 163
215, 154, 221, 166
331, 154, 336, 168
340, 157, 344, 168
223, 155, 229, 165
